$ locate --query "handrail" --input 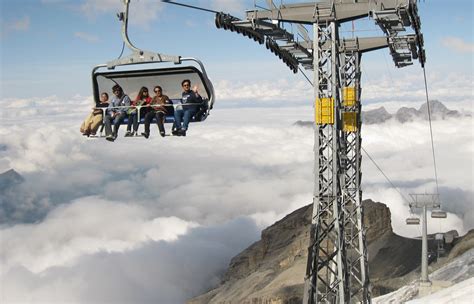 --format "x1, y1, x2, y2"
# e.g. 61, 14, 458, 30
95, 102, 208, 123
